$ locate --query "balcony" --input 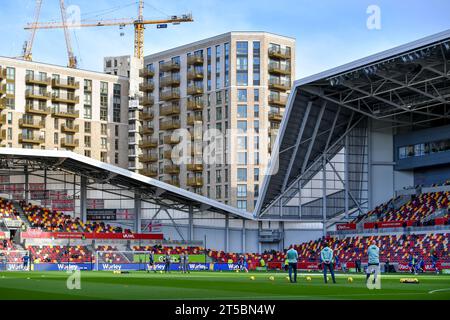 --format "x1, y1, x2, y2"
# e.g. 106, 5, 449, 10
19, 118, 45, 129
19, 133, 45, 145
0, 129, 6, 140
0, 84, 5, 95
187, 114, 203, 126
25, 89, 51, 100
141, 110, 154, 121
25, 74, 51, 86
159, 75, 180, 87
187, 99, 204, 111
139, 82, 155, 92
187, 70, 204, 81
139, 68, 155, 78
160, 104, 180, 116
61, 124, 79, 133
163, 149, 174, 160
51, 93, 79, 104
159, 90, 180, 101
164, 165, 180, 175
269, 111, 283, 122
60, 138, 79, 148
139, 125, 155, 136
268, 47, 291, 60
268, 94, 288, 106
187, 55, 204, 66
268, 79, 291, 91
139, 138, 158, 149
163, 135, 181, 145
0, 114, 6, 125
52, 78, 80, 90
160, 119, 181, 131
139, 167, 158, 177
51, 108, 79, 119
164, 178, 180, 188
25, 104, 51, 115
139, 96, 154, 107
187, 177, 204, 187
187, 85, 204, 96
187, 164, 203, 172
139, 153, 158, 163
268, 63, 291, 75
0, 98, 6, 110
160, 61, 181, 72
0, 67, 6, 80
